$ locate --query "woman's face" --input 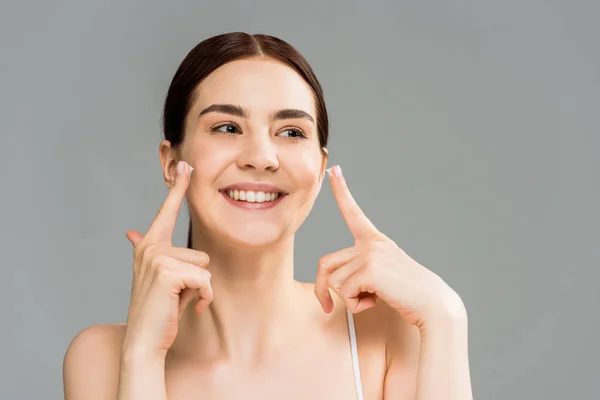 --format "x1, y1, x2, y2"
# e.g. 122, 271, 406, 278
174, 58, 327, 249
